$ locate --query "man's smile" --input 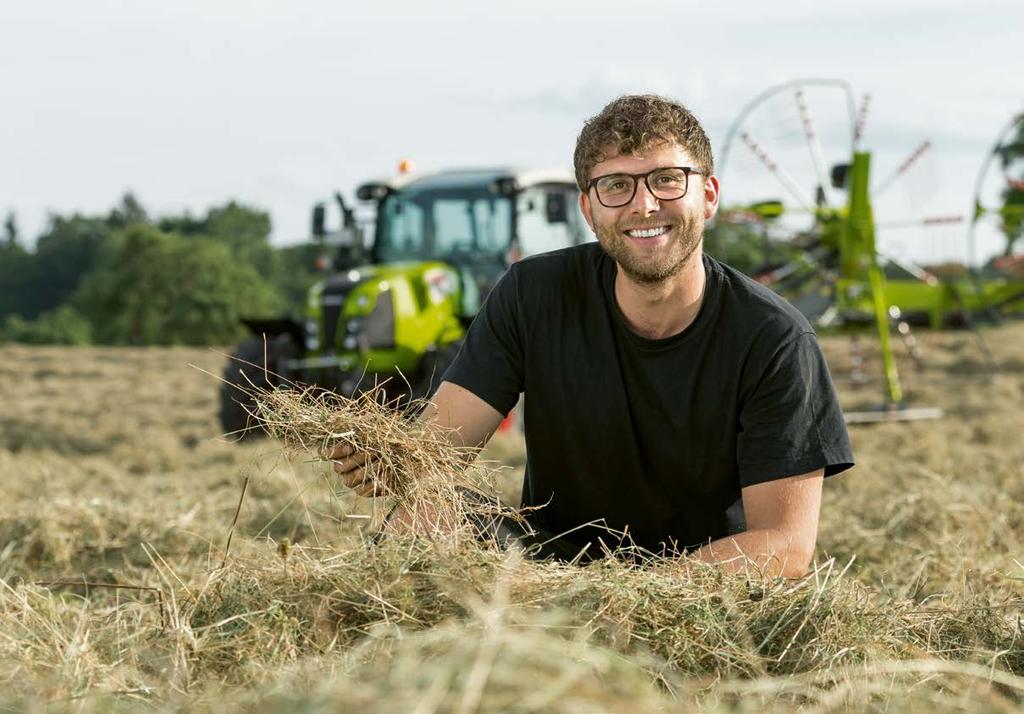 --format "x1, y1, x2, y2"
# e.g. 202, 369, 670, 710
624, 225, 671, 240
